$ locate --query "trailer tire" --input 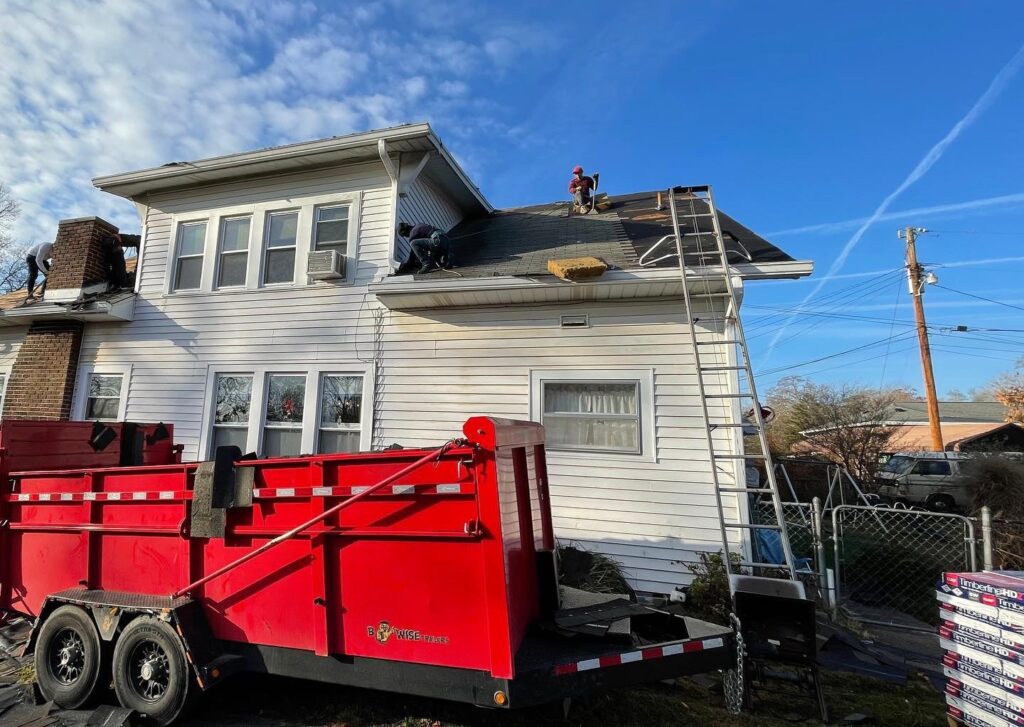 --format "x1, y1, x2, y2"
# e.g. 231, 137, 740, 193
112, 616, 193, 726
34, 604, 104, 709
